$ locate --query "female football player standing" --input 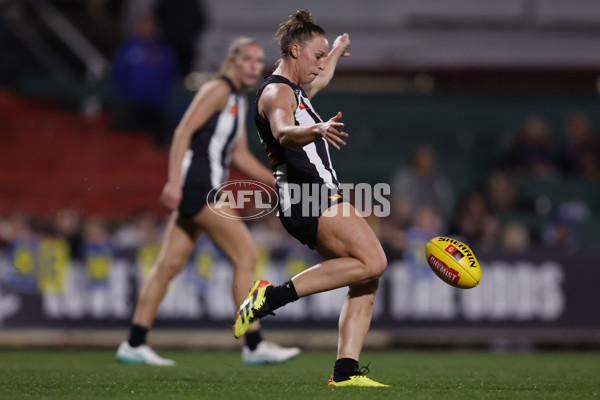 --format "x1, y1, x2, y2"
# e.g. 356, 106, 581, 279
233, 10, 389, 387
117, 37, 300, 366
